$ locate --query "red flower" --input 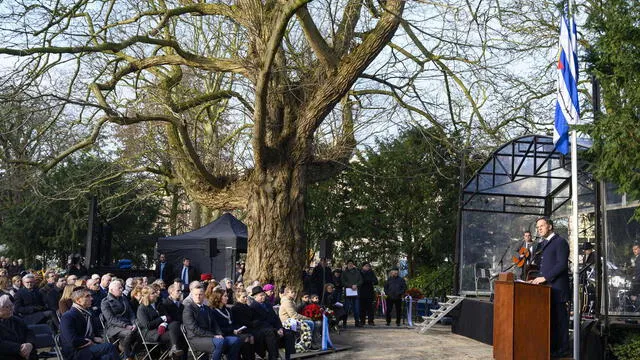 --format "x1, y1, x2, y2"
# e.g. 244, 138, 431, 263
405, 288, 424, 299
301, 304, 323, 320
